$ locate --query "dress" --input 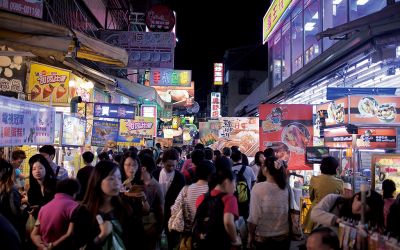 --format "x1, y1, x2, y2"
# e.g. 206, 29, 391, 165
303, 174, 343, 231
